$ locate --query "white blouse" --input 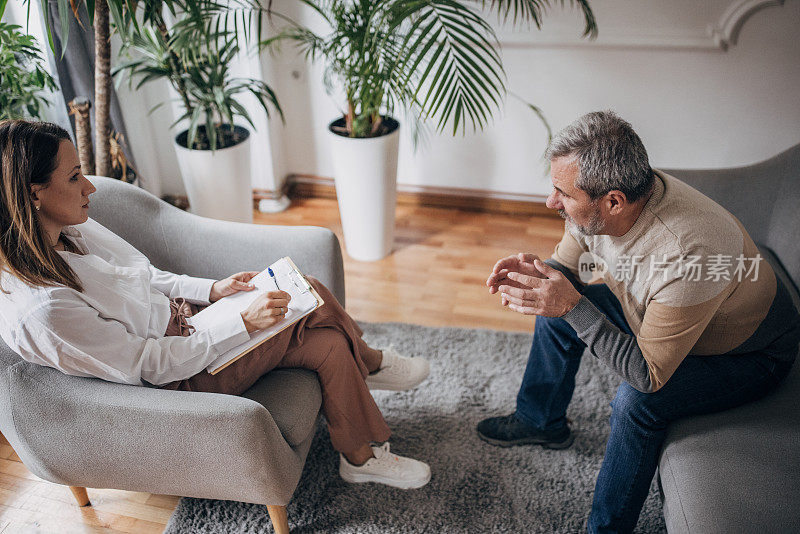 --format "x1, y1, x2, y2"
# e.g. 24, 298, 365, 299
0, 218, 250, 386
